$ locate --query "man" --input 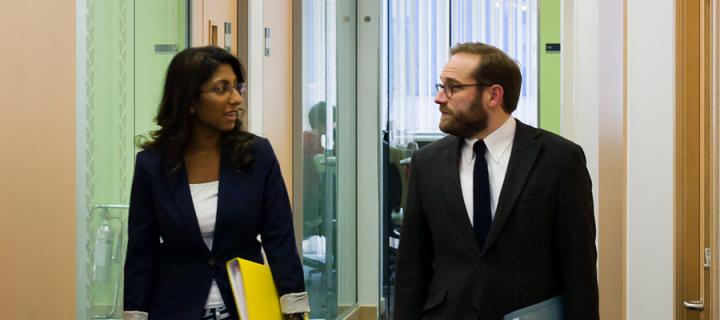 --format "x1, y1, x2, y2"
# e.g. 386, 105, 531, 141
394, 42, 599, 320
